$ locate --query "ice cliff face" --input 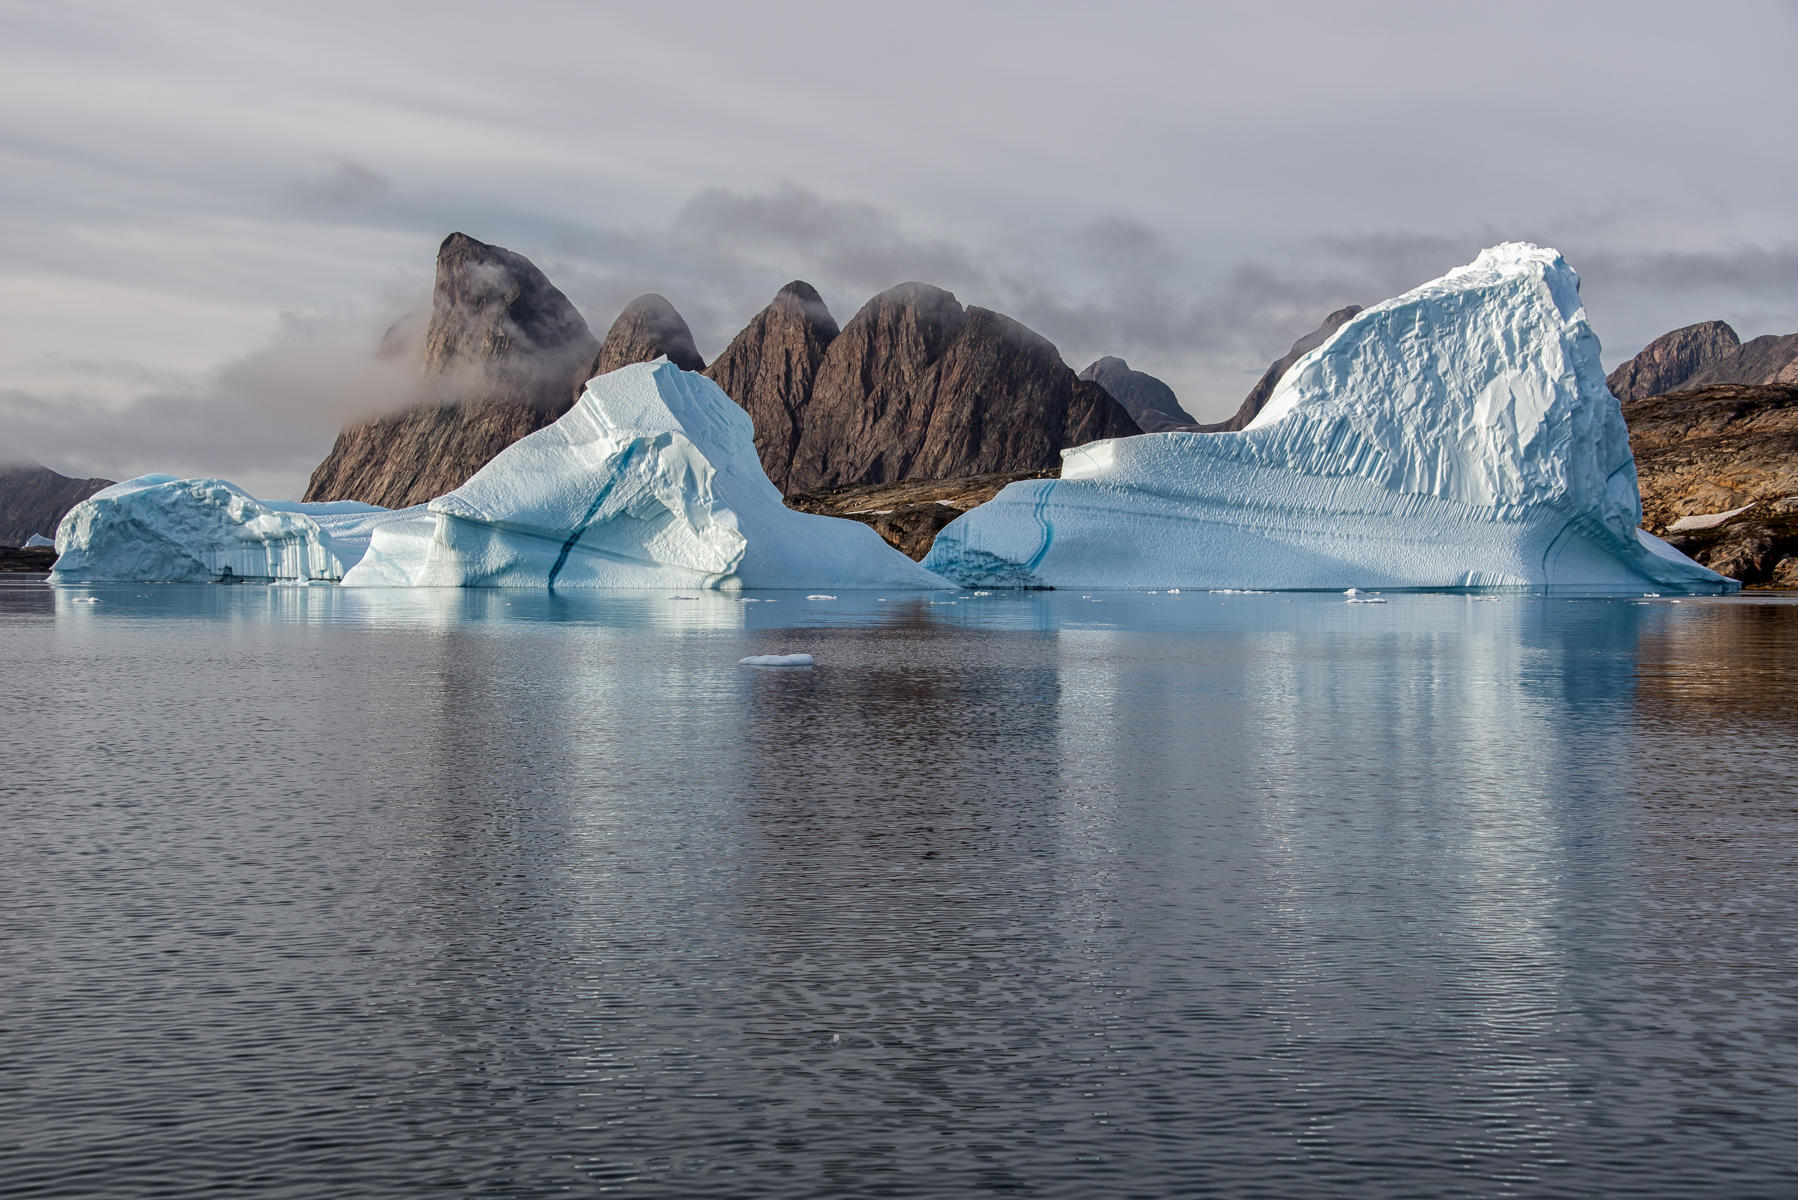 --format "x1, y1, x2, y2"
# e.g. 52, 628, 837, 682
924, 244, 1736, 593
51, 476, 352, 582
342, 361, 950, 590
